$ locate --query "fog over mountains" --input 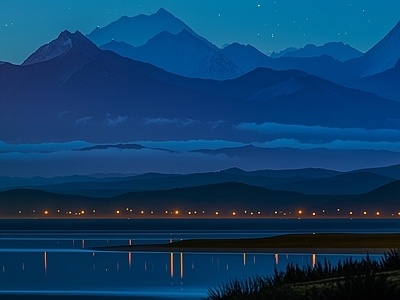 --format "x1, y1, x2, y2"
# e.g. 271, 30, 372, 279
1, 8, 400, 176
